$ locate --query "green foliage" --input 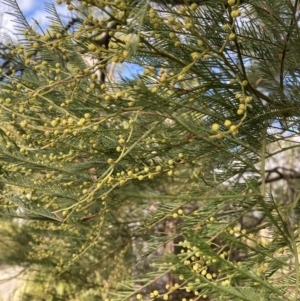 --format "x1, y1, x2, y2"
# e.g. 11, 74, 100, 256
0, 0, 300, 300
